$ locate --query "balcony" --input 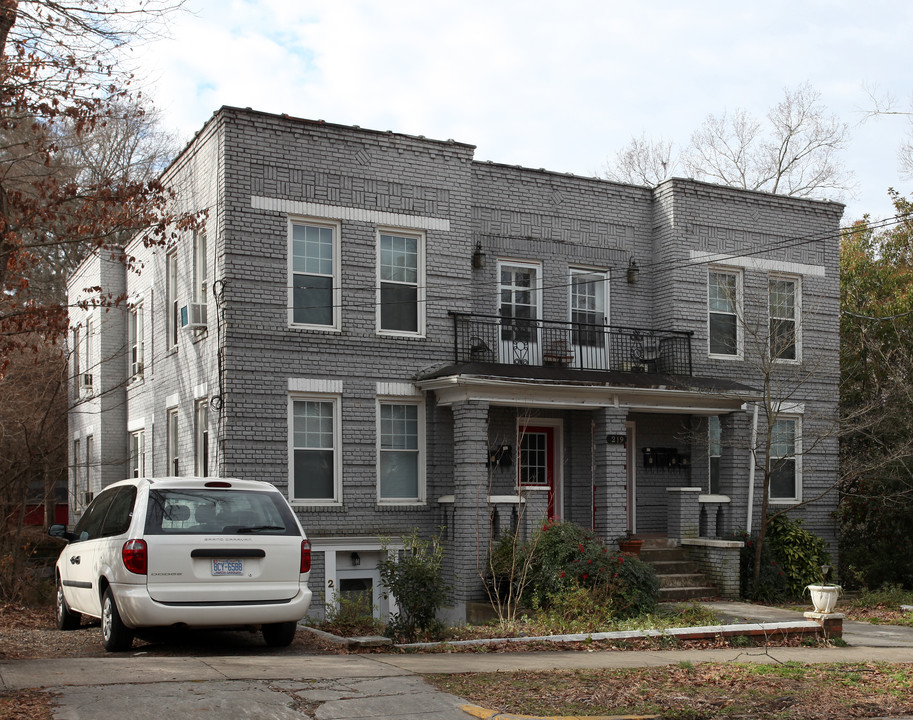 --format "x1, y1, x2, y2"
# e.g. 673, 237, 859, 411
450, 312, 693, 376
